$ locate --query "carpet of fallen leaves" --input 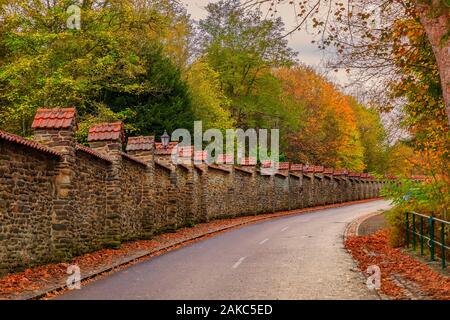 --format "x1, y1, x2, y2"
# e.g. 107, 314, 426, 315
346, 229, 450, 300
0, 198, 380, 300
